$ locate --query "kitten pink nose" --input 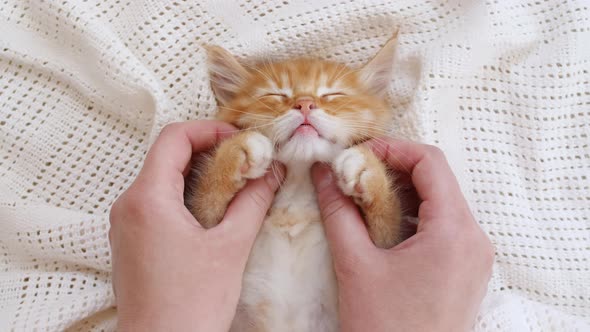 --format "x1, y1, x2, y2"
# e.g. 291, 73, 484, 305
294, 98, 316, 116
